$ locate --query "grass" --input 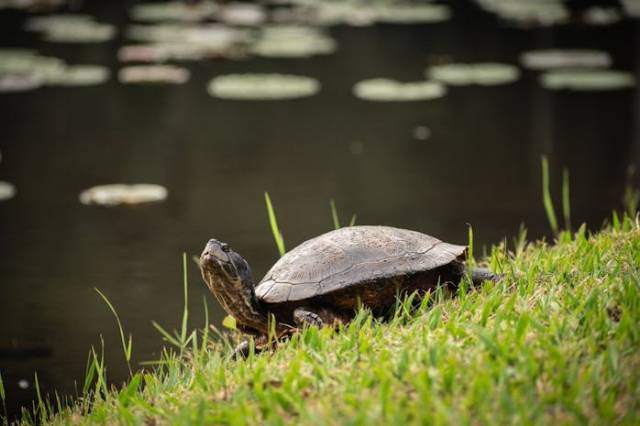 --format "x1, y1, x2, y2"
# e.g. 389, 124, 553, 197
4, 168, 639, 425
6, 211, 640, 425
